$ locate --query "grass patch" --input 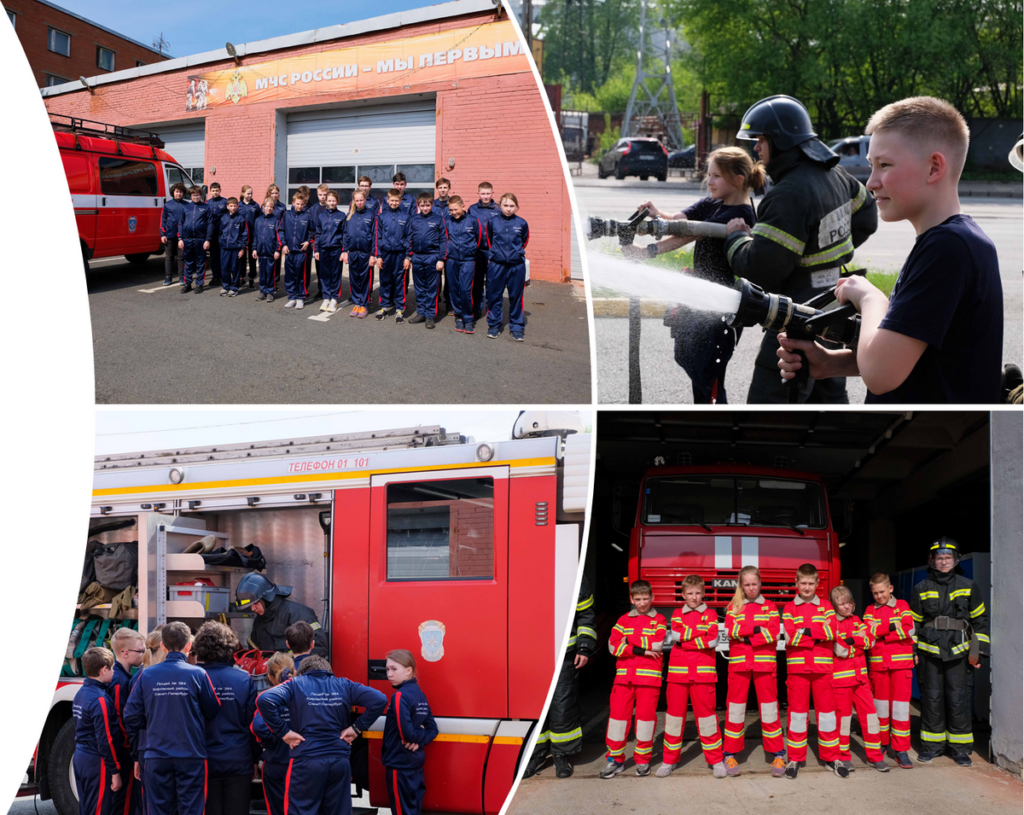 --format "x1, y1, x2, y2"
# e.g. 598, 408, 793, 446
865, 271, 898, 297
